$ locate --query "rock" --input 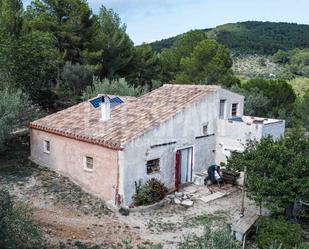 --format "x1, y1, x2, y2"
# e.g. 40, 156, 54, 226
166, 194, 175, 199
175, 192, 183, 198
182, 195, 188, 200
174, 198, 181, 205
181, 199, 194, 207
